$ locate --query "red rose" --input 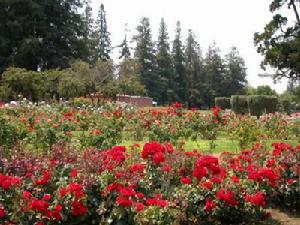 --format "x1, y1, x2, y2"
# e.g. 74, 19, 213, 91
201, 181, 213, 189
146, 198, 157, 206
71, 201, 88, 216
162, 164, 172, 172
248, 192, 266, 207
117, 196, 133, 207
193, 167, 207, 180
180, 176, 192, 185
48, 204, 63, 221
22, 191, 32, 200
129, 163, 145, 173
70, 169, 78, 178
142, 141, 165, 159
204, 197, 217, 212
230, 175, 240, 184
216, 189, 238, 206
34, 170, 51, 186
157, 200, 167, 208
287, 178, 297, 184
136, 192, 145, 199
153, 151, 165, 165
135, 203, 145, 212
0, 207, 6, 218
59, 187, 69, 197
42, 194, 51, 201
